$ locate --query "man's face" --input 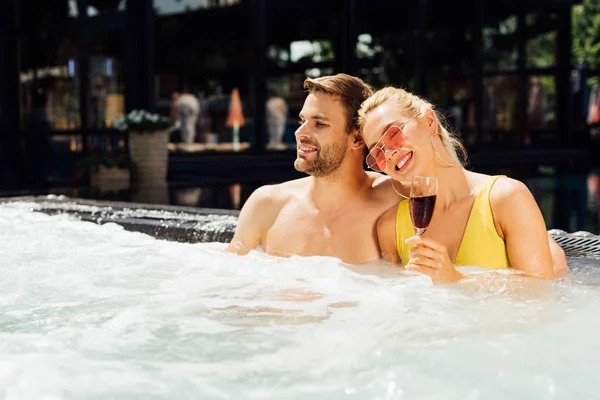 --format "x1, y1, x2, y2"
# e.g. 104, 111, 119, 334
294, 92, 349, 177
